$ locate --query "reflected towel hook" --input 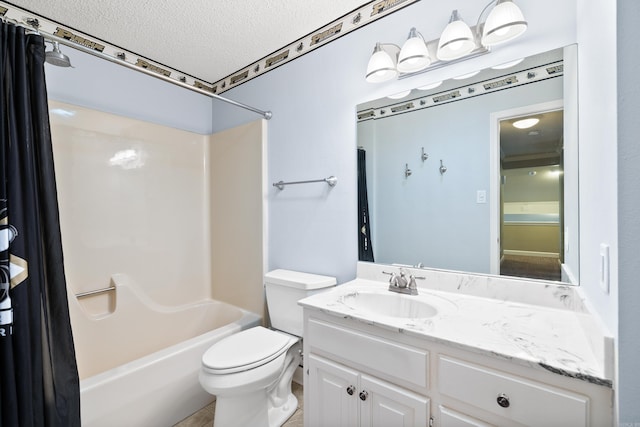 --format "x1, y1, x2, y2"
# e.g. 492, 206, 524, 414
405, 163, 412, 178
421, 147, 429, 162
439, 159, 447, 175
